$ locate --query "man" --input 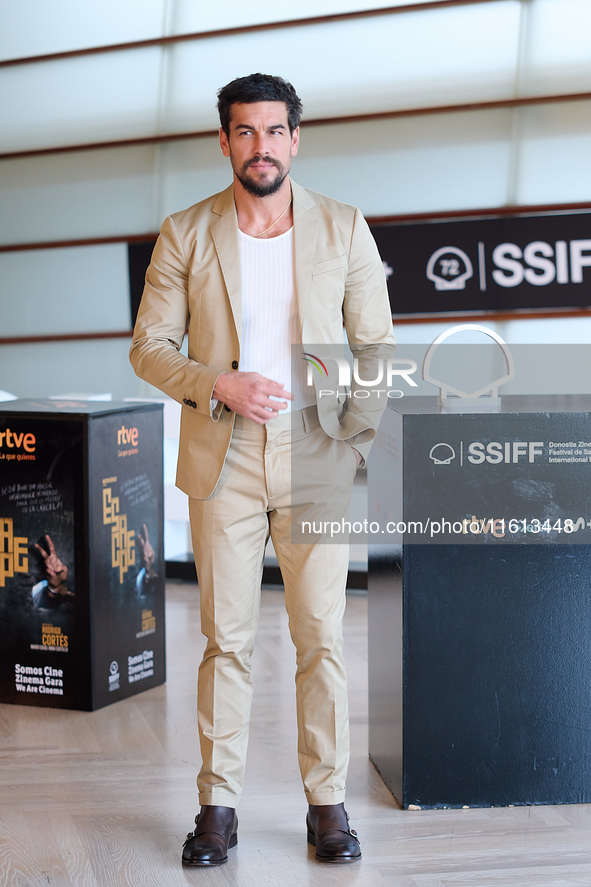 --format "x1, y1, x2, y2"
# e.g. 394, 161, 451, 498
130, 73, 395, 866
32, 534, 74, 610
